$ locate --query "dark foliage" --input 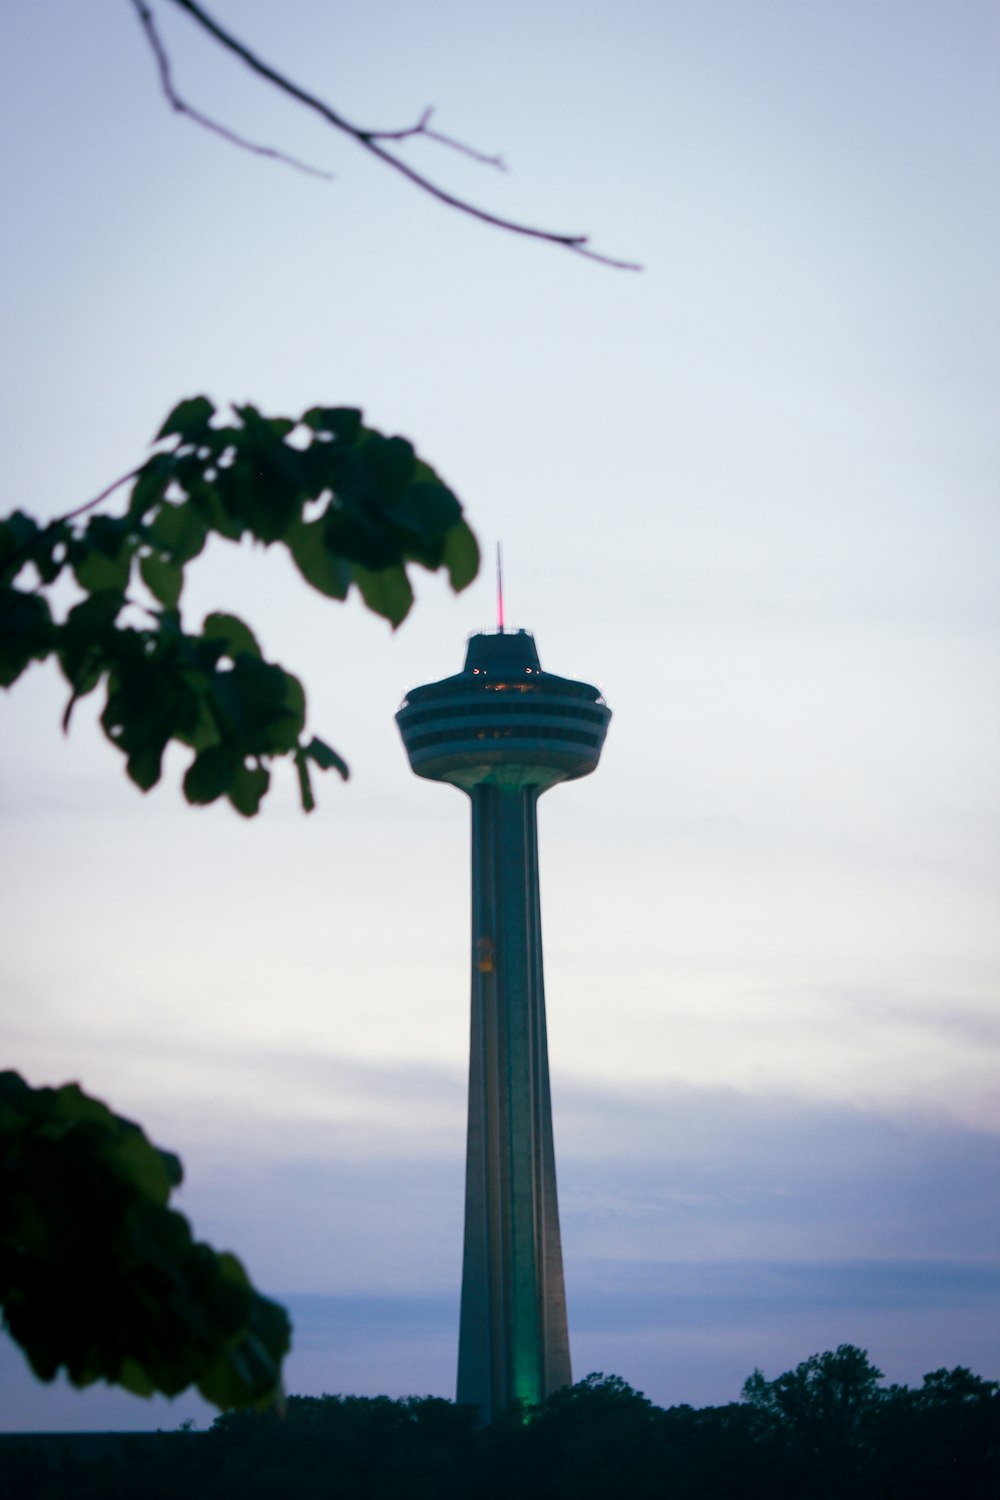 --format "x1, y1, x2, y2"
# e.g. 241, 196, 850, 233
0, 1072, 288, 1412
1, 1353, 995, 1500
